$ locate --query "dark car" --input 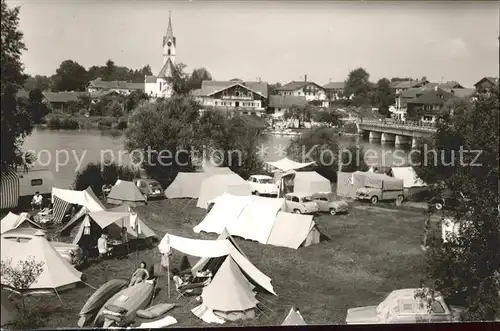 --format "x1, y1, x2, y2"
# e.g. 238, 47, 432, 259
134, 178, 164, 201
429, 192, 469, 211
